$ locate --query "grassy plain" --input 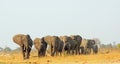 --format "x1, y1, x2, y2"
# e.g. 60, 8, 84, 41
0, 49, 120, 64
